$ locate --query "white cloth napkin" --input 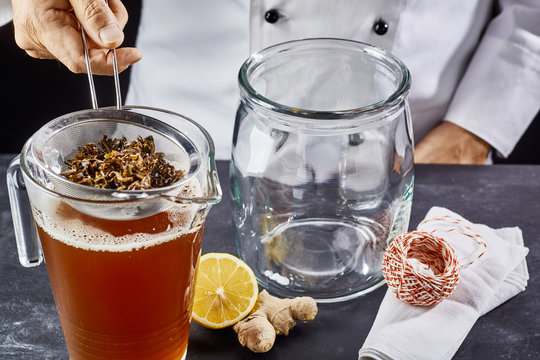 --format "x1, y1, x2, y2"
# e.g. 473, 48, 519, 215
358, 206, 529, 360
